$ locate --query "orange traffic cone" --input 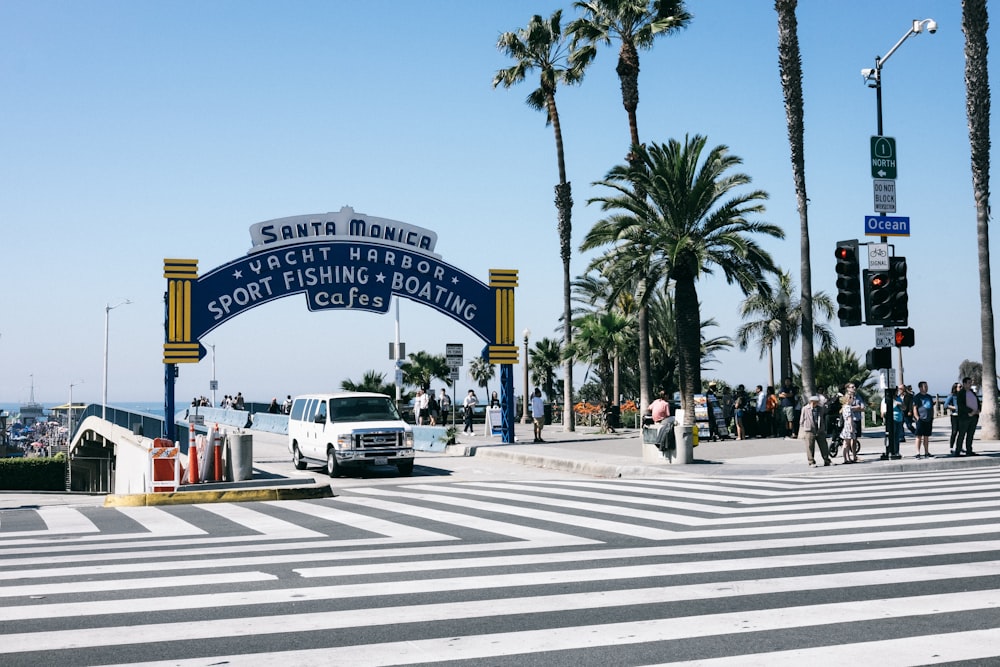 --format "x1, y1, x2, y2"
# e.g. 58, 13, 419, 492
187, 432, 199, 484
